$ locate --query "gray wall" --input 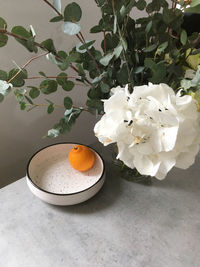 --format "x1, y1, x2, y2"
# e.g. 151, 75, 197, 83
0, 0, 102, 187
